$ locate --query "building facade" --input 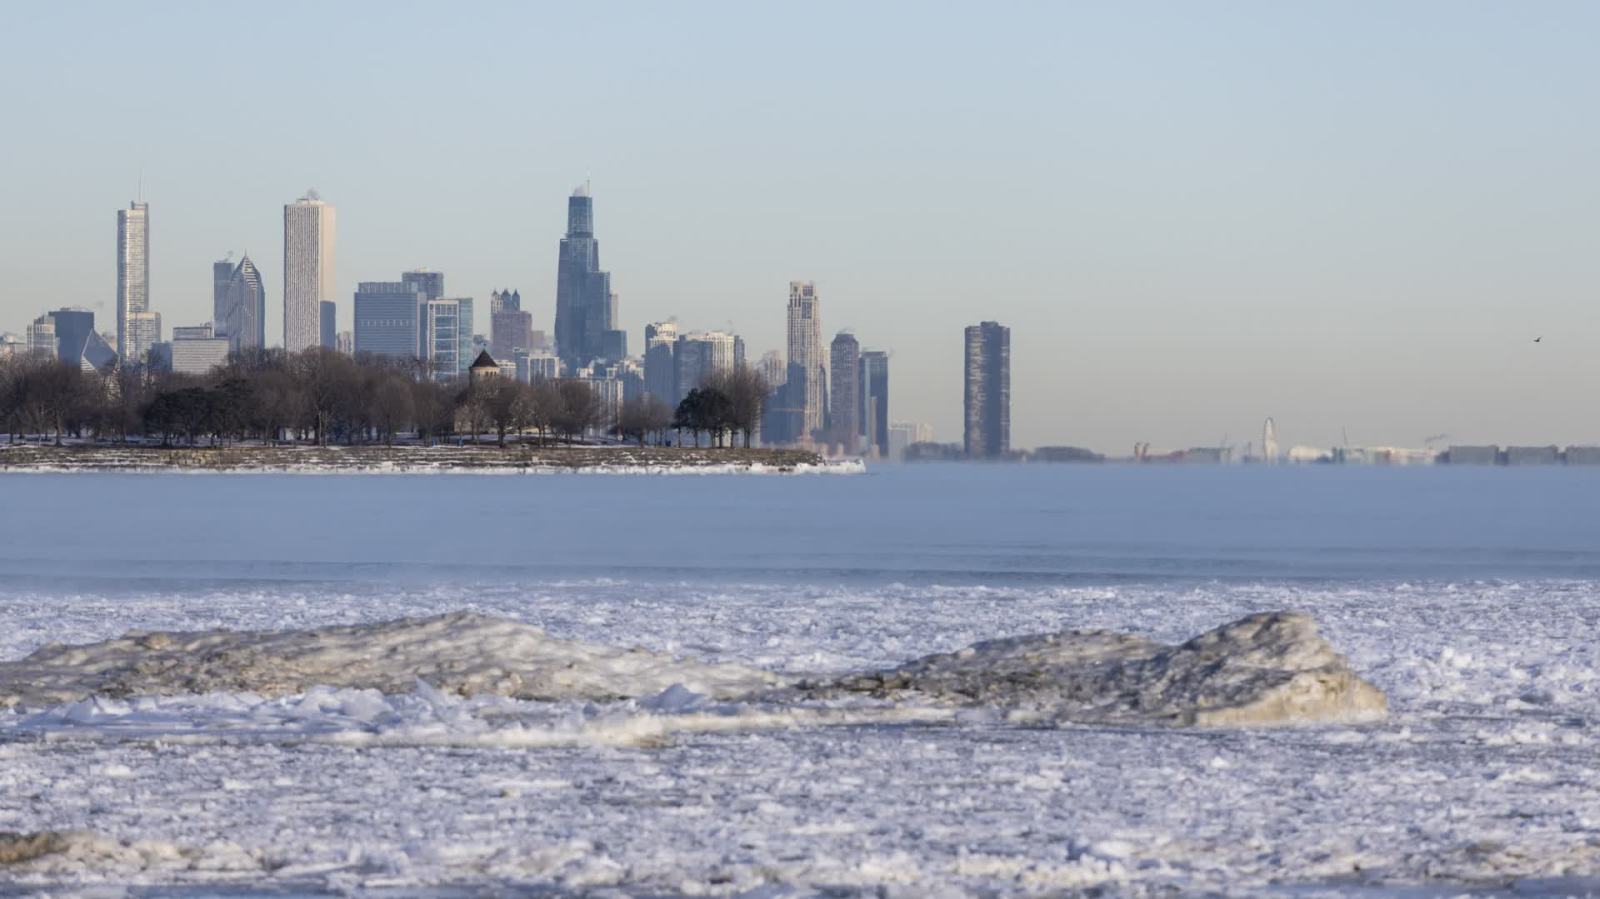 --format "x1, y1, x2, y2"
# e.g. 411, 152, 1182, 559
489, 288, 521, 314
673, 330, 737, 405
171, 323, 230, 375
353, 281, 422, 360
320, 301, 336, 349
46, 309, 97, 367
643, 321, 678, 403
829, 332, 860, 453
553, 185, 615, 370
424, 298, 475, 381
283, 192, 336, 353
858, 350, 889, 458
216, 255, 266, 353
786, 281, 823, 440
491, 309, 533, 361
963, 321, 1011, 458
116, 201, 152, 361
